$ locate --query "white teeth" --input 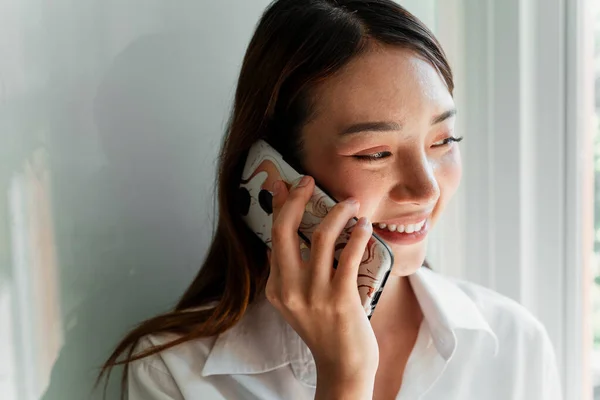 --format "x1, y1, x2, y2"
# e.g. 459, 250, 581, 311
374, 219, 427, 233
